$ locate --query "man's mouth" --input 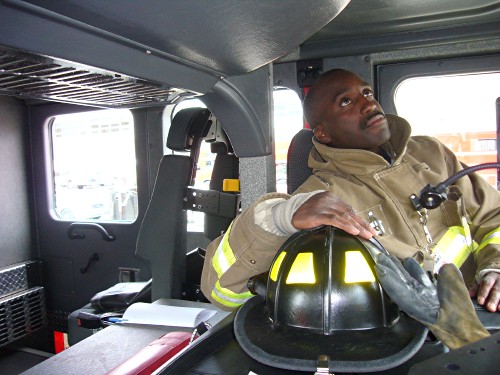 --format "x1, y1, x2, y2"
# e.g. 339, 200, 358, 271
363, 112, 386, 129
